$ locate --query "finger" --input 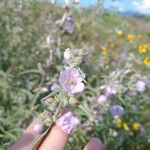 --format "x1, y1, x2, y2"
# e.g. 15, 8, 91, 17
11, 118, 44, 150
39, 111, 80, 150
83, 137, 103, 150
